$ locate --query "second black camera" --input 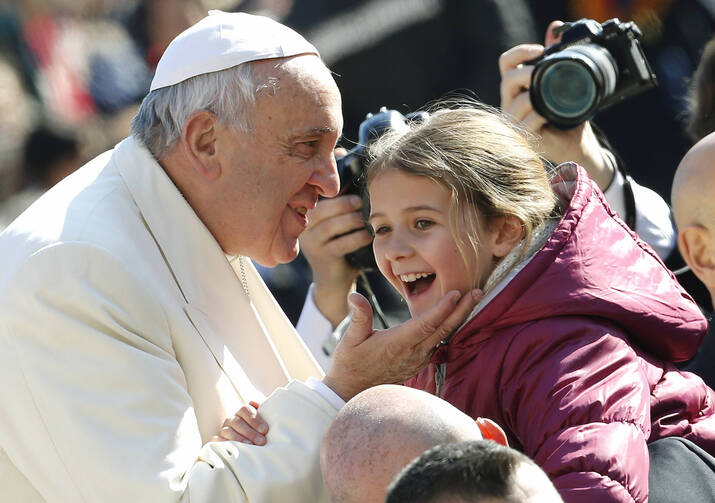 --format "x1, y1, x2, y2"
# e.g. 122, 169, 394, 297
336, 107, 428, 270
529, 18, 657, 130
